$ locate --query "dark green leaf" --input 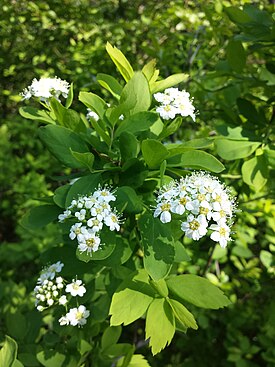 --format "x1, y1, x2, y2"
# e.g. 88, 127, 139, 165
20, 205, 62, 230
119, 132, 139, 162
115, 186, 143, 214
115, 112, 159, 138
227, 40, 246, 73
142, 139, 169, 169
70, 150, 94, 172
